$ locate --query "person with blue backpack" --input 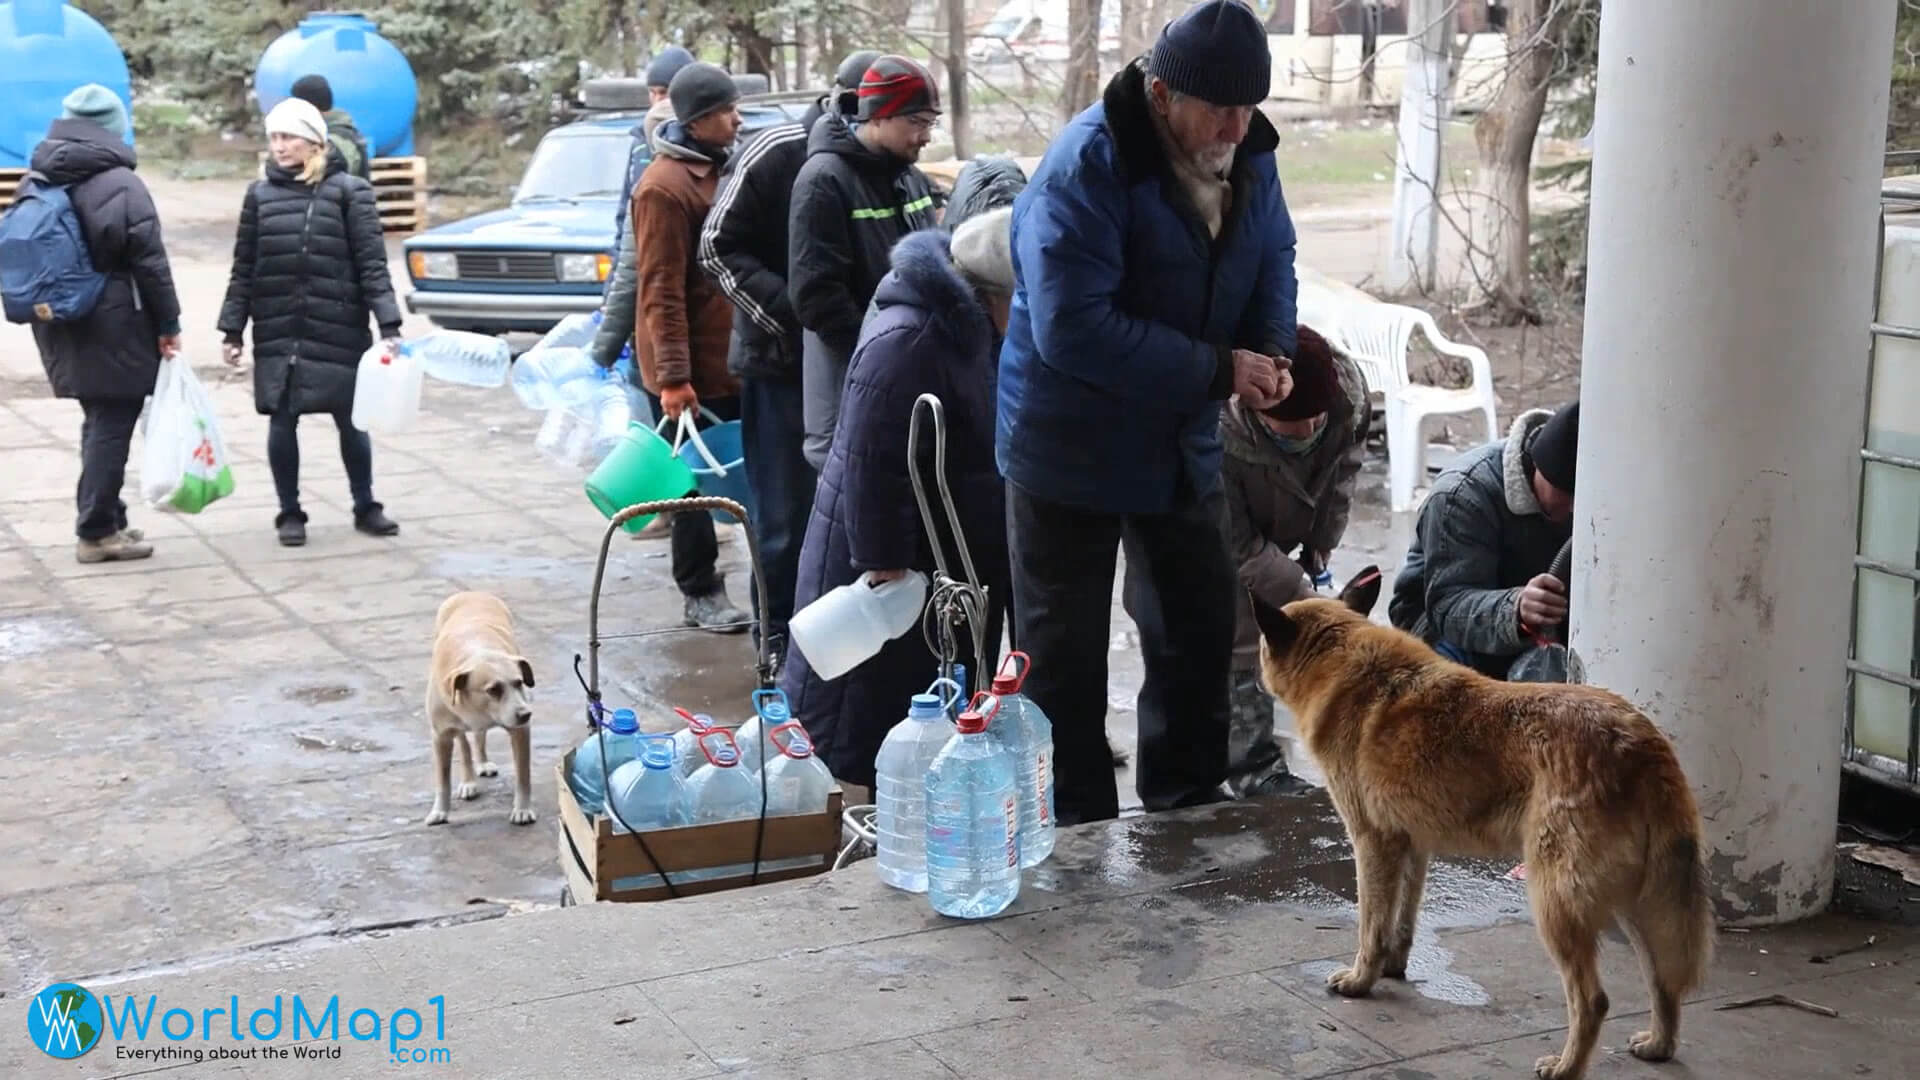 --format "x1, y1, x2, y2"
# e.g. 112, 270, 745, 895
1, 85, 182, 564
